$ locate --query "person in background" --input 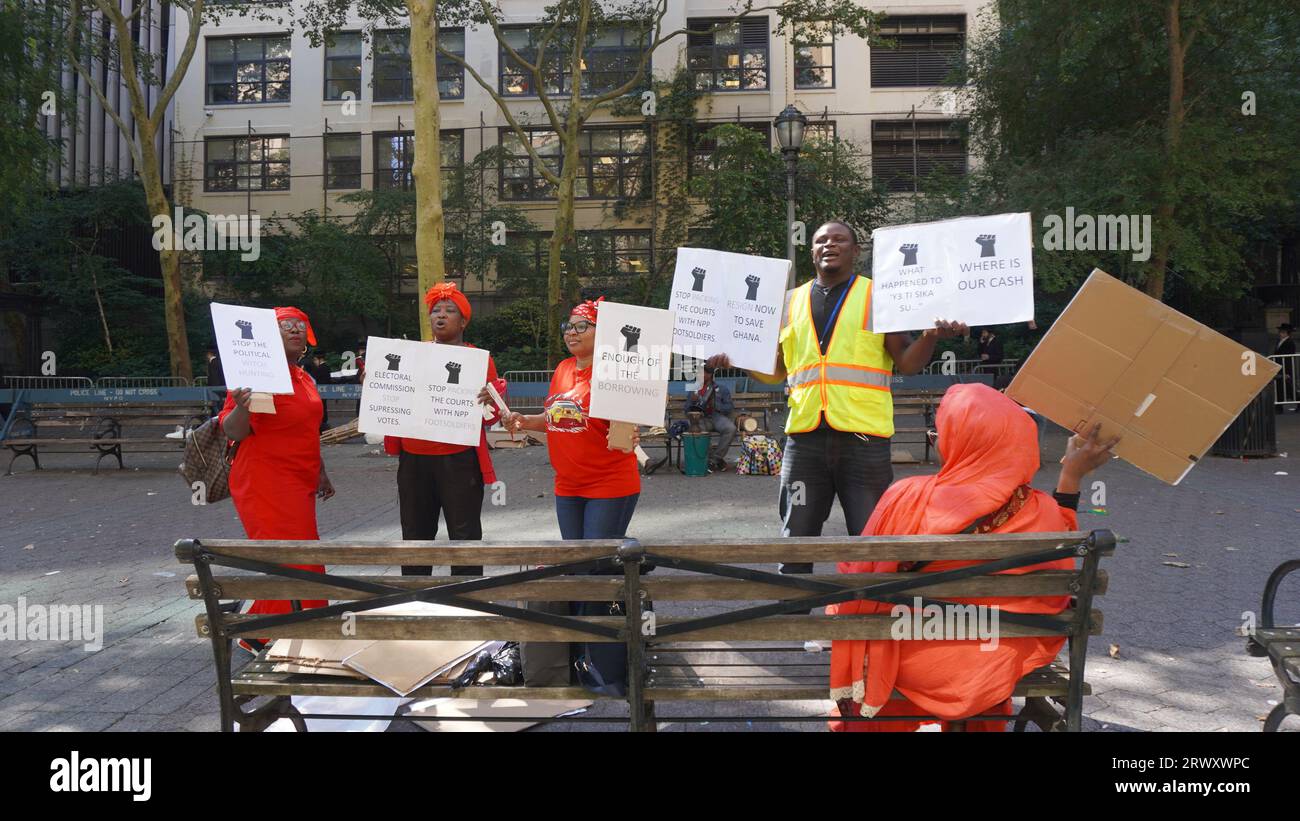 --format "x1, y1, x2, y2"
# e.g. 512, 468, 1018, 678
685, 364, 736, 472
828, 383, 1118, 731
205, 346, 226, 419
218, 307, 334, 655
385, 283, 507, 577
306, 352, 333, 432
977, 328, 1004, 367
1275, 323, 1296, 410
353, 344, 367, 421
